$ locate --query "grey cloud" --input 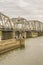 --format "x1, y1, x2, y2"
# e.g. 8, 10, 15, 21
0, 0, 43, 21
